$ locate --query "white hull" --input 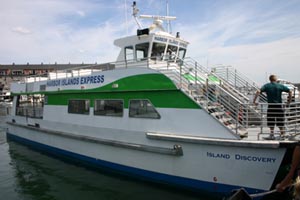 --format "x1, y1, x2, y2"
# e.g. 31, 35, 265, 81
7, 120, 287, 195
